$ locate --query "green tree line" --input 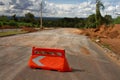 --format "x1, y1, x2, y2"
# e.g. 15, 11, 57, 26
0, 0, 120, 29
0, 13, 119, 29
